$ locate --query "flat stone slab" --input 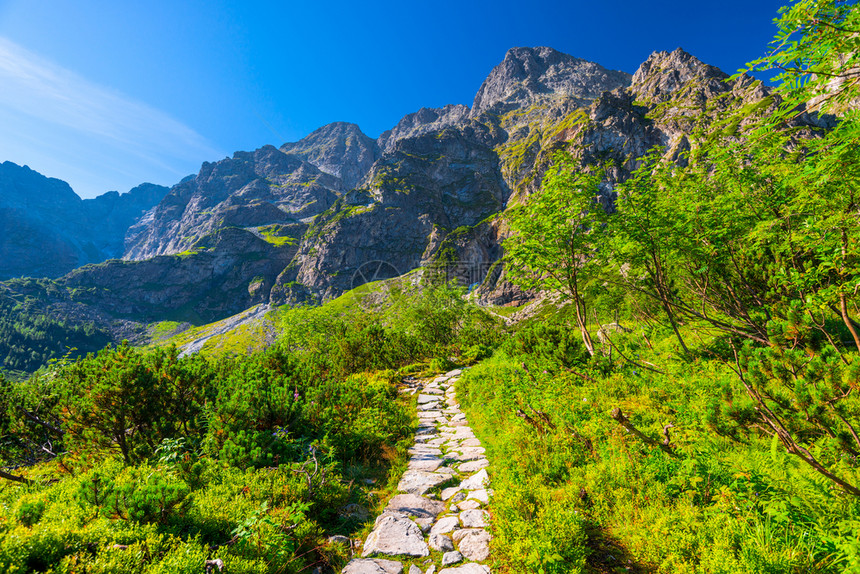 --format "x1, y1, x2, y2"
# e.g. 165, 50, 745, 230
458, 459, 489, 472
459, 469, 489, 490
444, 369, 463, 378
417, 410, 444, 418
422, 388, 444, 395
429, 532, 454, 551
408, 455, 444, 472
398, 470, 450, 494
457, 499, 481, 511
418, 402, 442, 411
417, 394, 440, 404
430, 515, 460, 535
409, 446, 442, 455
466, 489, 490, 504
439, 564, 491, 574
362, 514, 429, 557
441, 486, 462, 501
445, 449, 484, 463
385, 494, 445, 527
460, 438, 481, 447
444, 428, 475, 439
442, 551, 463, 566
460, 509, 489, 528
427, 437, 447, 446
452, 528, 491, 561
343, 558, 404, 574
